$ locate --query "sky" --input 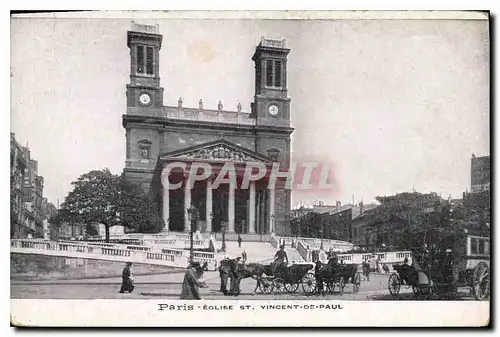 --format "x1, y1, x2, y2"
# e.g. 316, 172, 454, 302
10, 14, 490, 208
